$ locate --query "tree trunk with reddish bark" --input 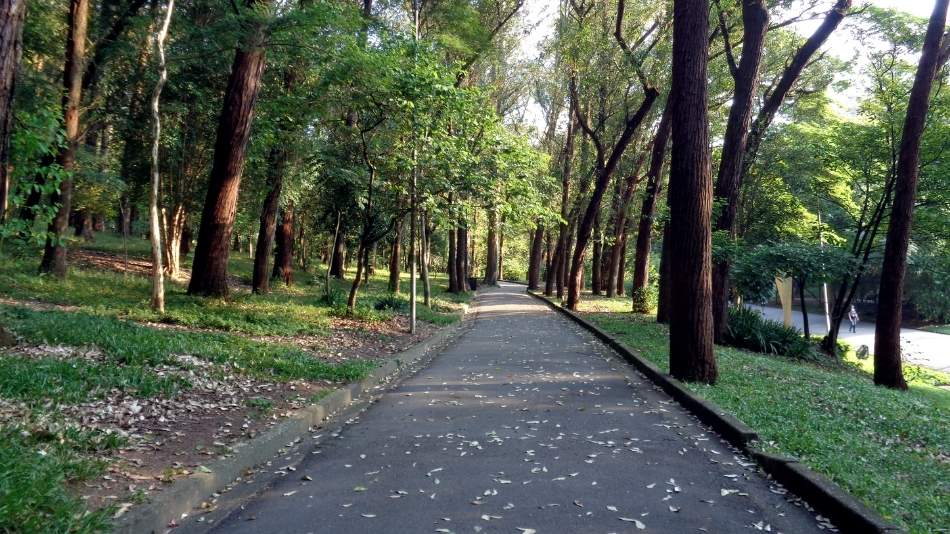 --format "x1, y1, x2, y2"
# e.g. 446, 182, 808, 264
527, 224, 544, 289
483, 208, 499, 285
0, 0, 25, 222
667, 0, 717, 383
252, 148, 284, 293
40, 0, 88, 277
272, 202, 293, 286
874, 0, 947, 390
656, 221, 672, 323
188, 0, 269, 297
632, 104, 672, 307
710, 0, 768, 342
